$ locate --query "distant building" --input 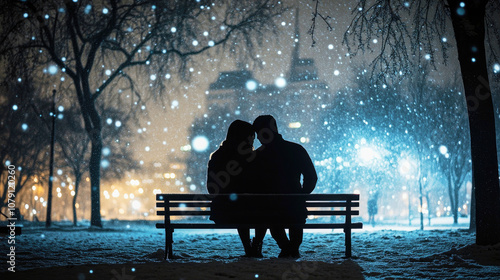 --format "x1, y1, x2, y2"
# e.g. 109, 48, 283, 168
183, 9, 333, 192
